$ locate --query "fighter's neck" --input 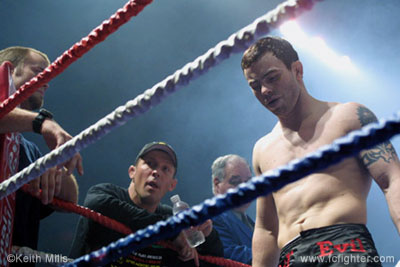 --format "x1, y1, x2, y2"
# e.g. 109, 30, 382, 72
278, 94, 326, 132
